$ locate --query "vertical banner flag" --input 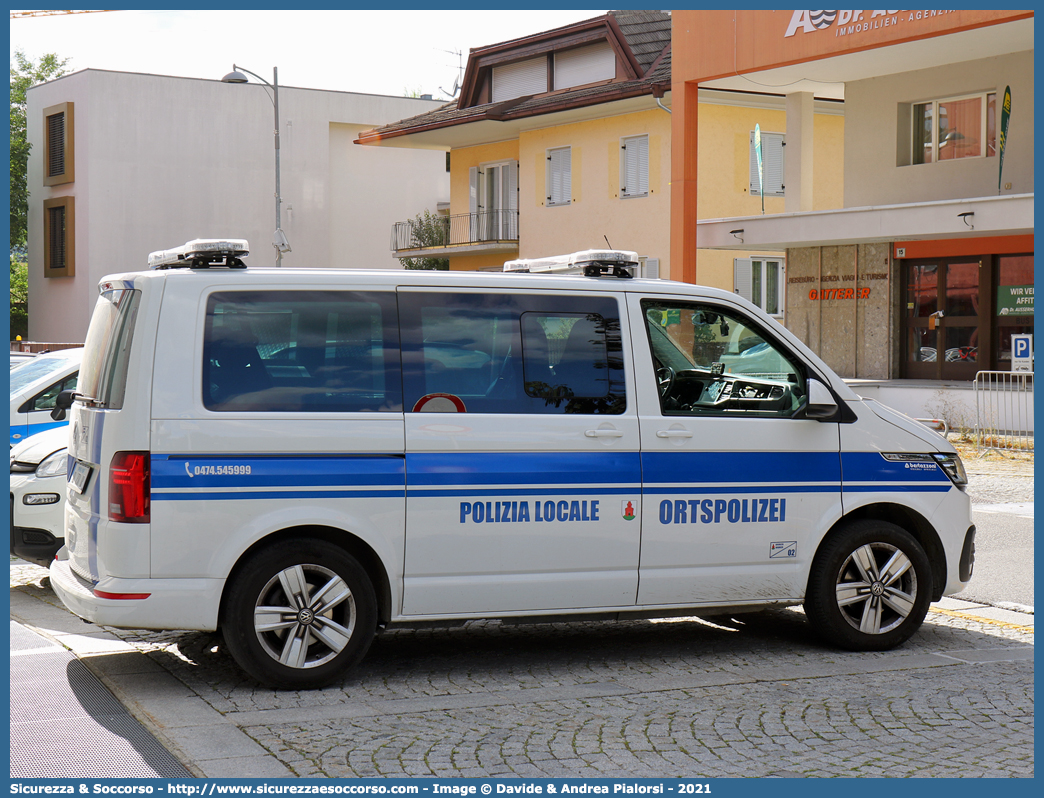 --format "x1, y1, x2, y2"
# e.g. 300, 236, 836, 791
998, 86, 1011, 194
754, 123, 764, 215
